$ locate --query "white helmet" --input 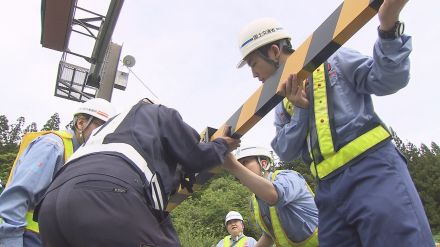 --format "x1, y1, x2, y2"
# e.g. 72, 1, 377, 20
74, 98, 116, 122
237, 17, 291, 68
235, 146, 274, 171
225, 211, 243, 225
